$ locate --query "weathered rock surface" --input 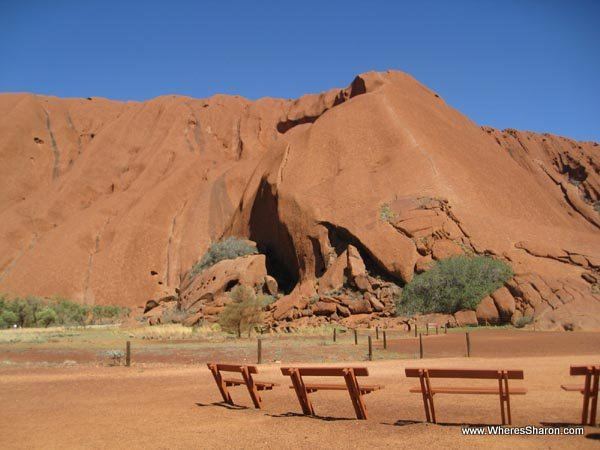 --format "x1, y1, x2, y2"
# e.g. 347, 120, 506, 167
179, 254, 268, 313
1, 71, 599, 329
476, 296, 500, 325
454, 310, 478, 327
491, 287, 516, 321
